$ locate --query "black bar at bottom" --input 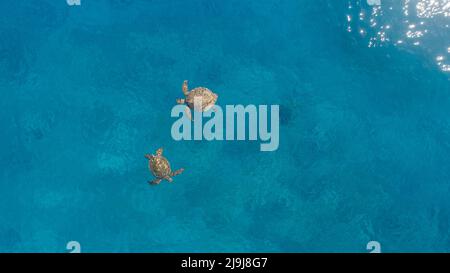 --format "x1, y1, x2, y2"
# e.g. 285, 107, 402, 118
0, 253, 446, 272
